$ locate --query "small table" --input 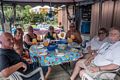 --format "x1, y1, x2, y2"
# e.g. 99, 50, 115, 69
29, 43, 82, 75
